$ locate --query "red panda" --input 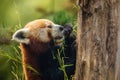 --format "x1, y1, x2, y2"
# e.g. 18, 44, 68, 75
12, 19, 76, 80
